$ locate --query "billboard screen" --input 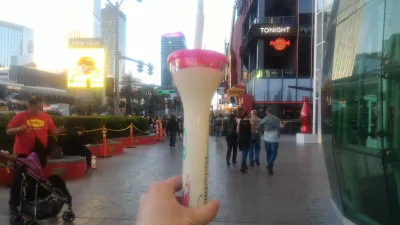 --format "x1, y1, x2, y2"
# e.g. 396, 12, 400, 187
67, 48, 104, 88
